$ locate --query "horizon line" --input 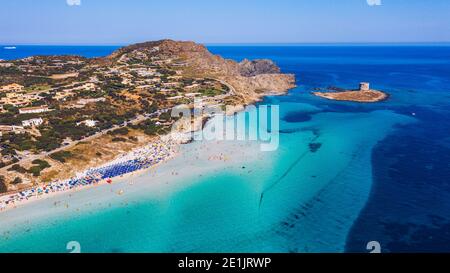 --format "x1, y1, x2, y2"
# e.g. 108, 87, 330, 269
2, 41, 450, 47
